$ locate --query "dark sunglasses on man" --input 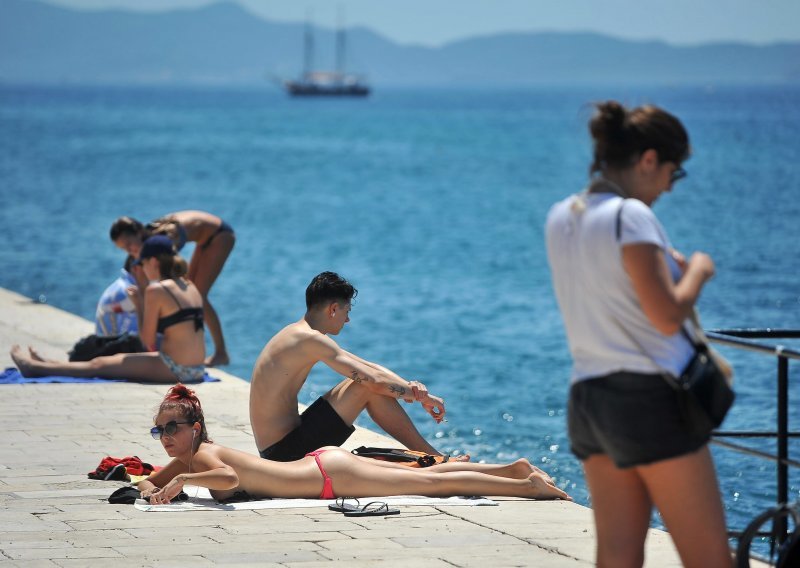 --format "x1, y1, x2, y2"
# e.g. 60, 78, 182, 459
671, 167, 688, 183
150, 420, 192, 440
